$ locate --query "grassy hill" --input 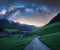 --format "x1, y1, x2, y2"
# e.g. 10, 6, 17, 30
34, 22, 60, 35
40, 32, 60, 50
34, 22, 60, 50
